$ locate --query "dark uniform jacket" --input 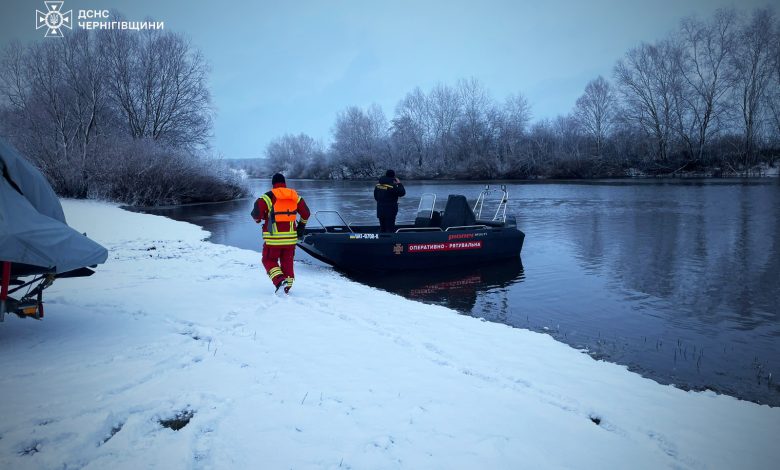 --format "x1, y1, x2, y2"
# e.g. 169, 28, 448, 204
373, 176, 406, 218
